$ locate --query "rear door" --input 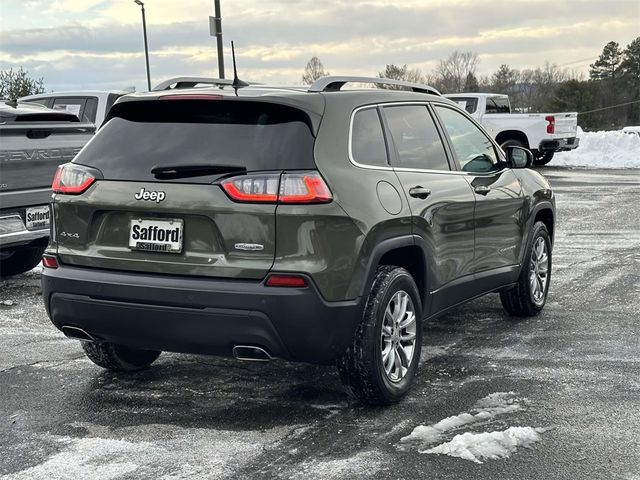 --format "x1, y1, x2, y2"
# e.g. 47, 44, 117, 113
53, 98, 317, 279
433, 104, 526, 274
380, 104, 476, 313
